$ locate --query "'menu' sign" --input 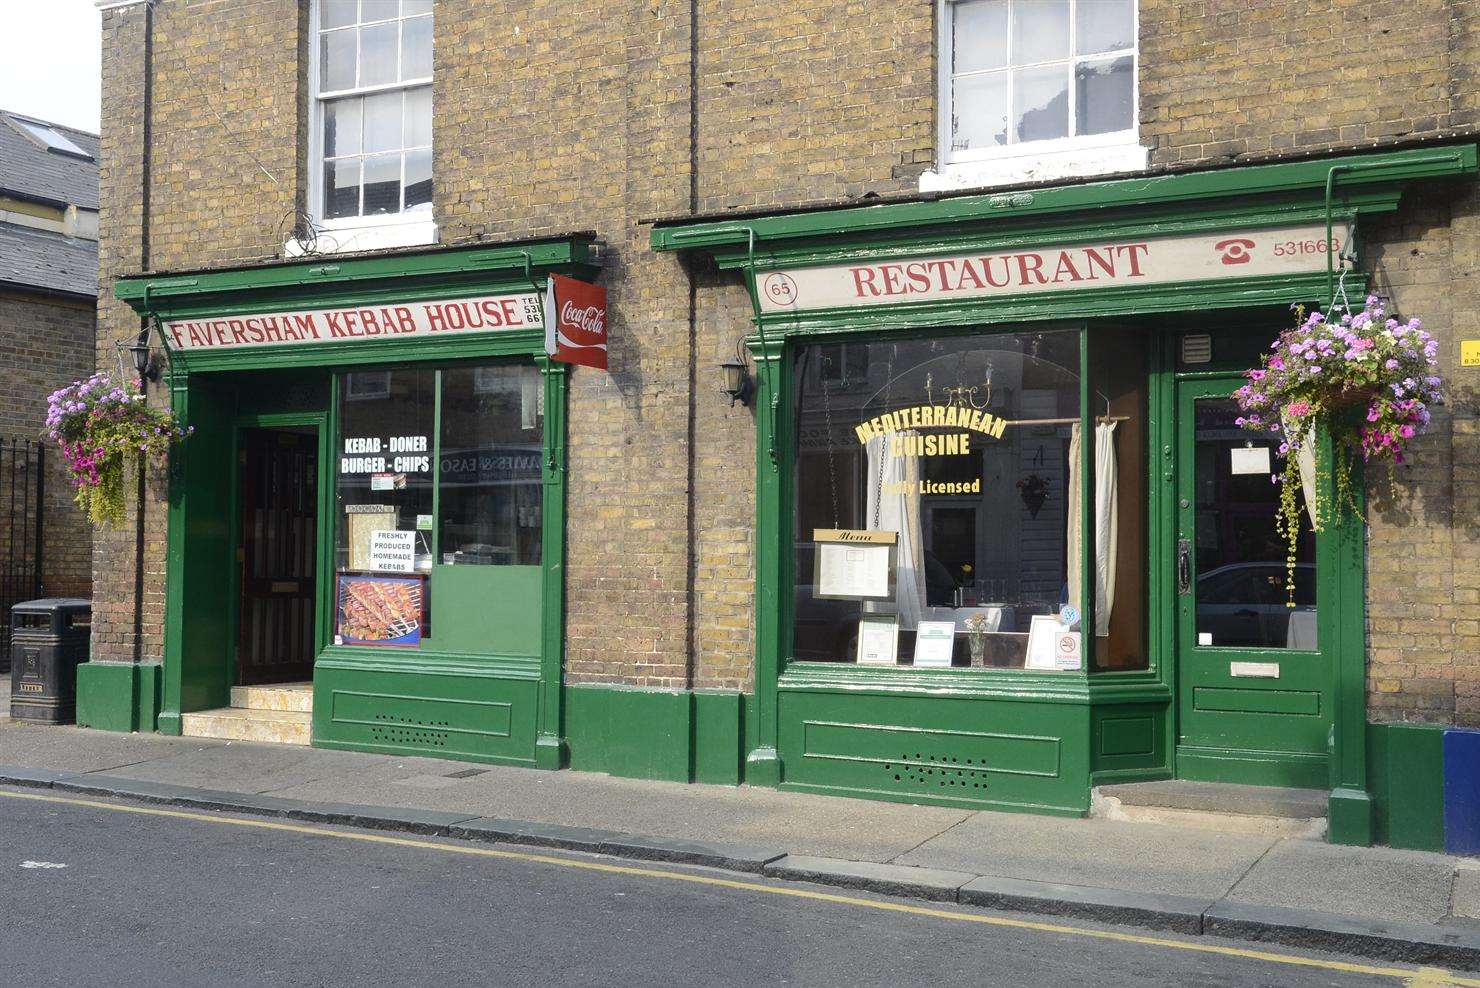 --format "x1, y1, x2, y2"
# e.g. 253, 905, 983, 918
161, 293, 545, 350
754, 223, 1348, 313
